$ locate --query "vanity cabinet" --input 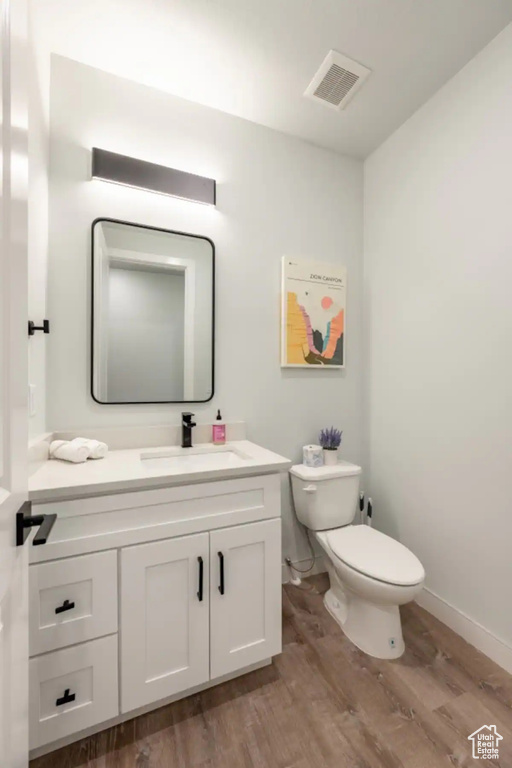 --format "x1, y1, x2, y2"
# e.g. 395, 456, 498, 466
28, 473, 283, 757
